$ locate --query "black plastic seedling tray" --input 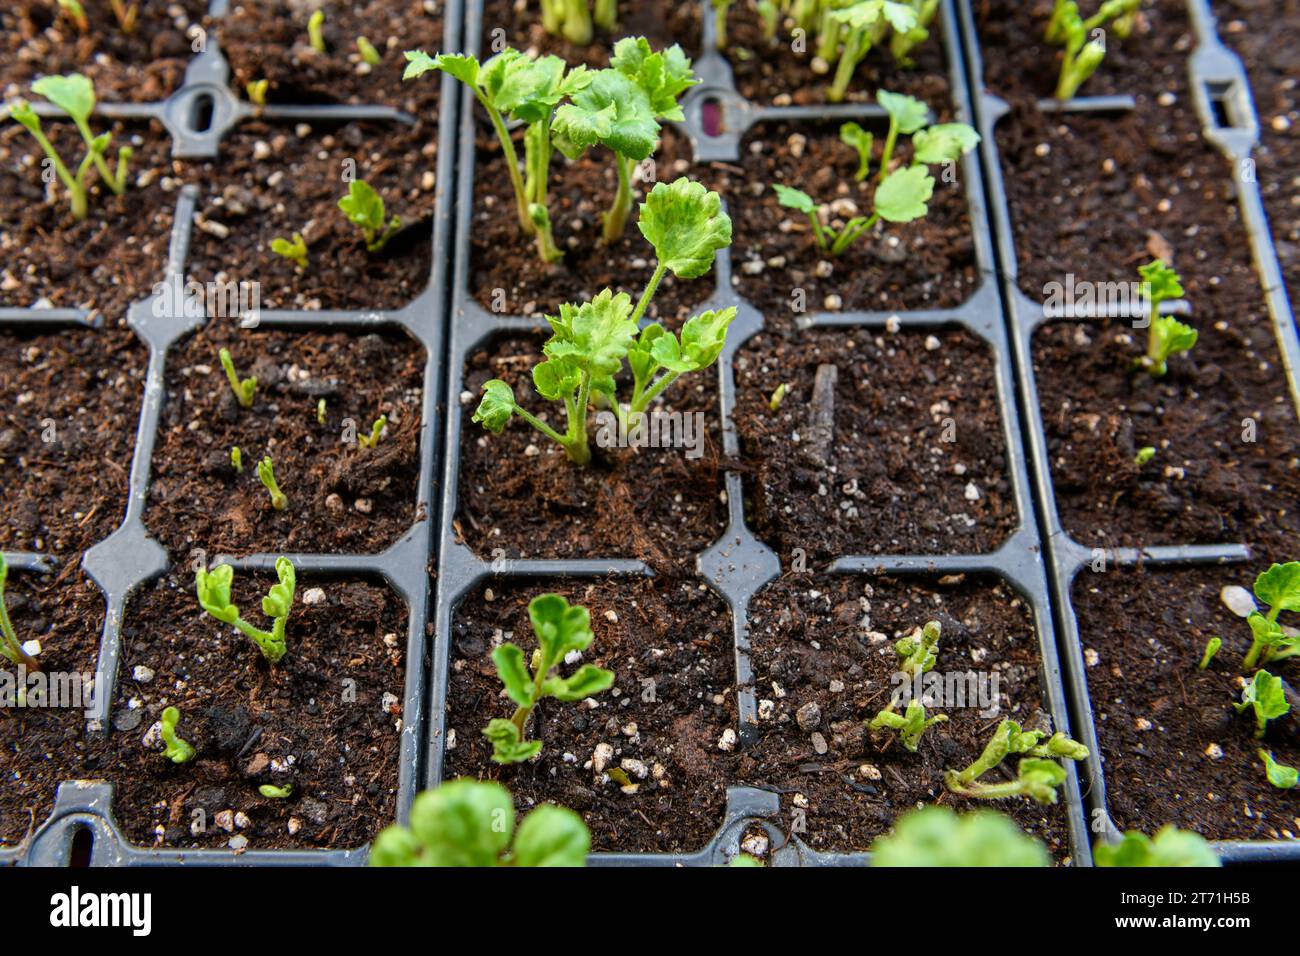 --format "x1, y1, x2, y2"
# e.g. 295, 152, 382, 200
426, 0, 1091, 865
955, 0, 1300, 864
0, 0, 462, 866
